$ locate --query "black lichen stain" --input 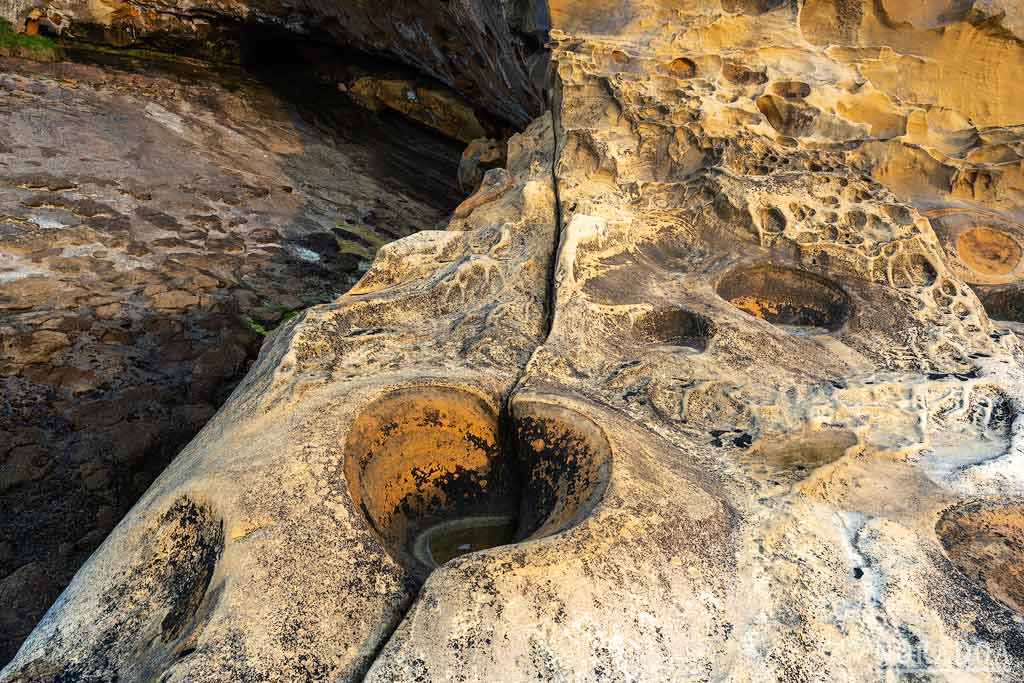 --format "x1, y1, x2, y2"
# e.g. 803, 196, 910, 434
12, 497, 224, 681
513, 408, 611, 539
157, 498, 225, 641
